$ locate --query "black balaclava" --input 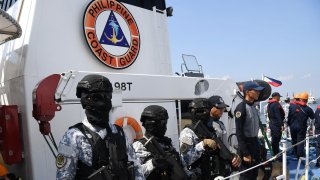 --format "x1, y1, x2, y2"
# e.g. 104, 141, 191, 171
141, 105, 168, 138
76, 74, 113, 128
189, 98, 211, 125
